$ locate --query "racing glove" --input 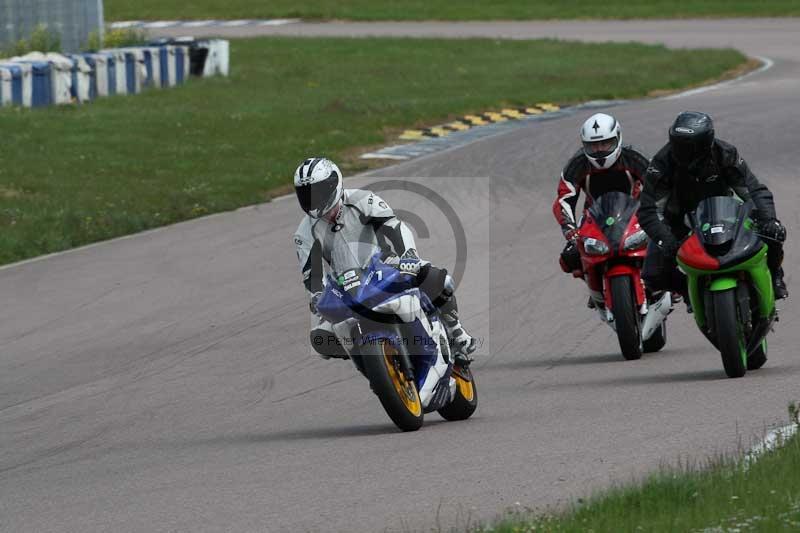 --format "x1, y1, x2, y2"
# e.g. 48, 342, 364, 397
756, 219, 787, 243
563, 224, 579, 242
656, 237, 680, 258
